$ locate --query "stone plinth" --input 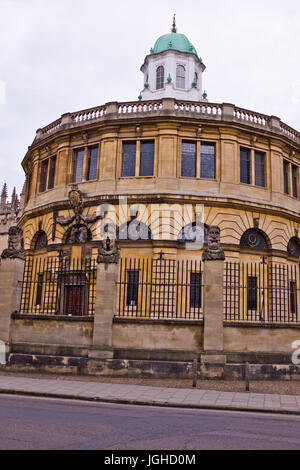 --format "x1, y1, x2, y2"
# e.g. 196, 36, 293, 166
89, 262, 118, 359
0, 258, 24, 353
